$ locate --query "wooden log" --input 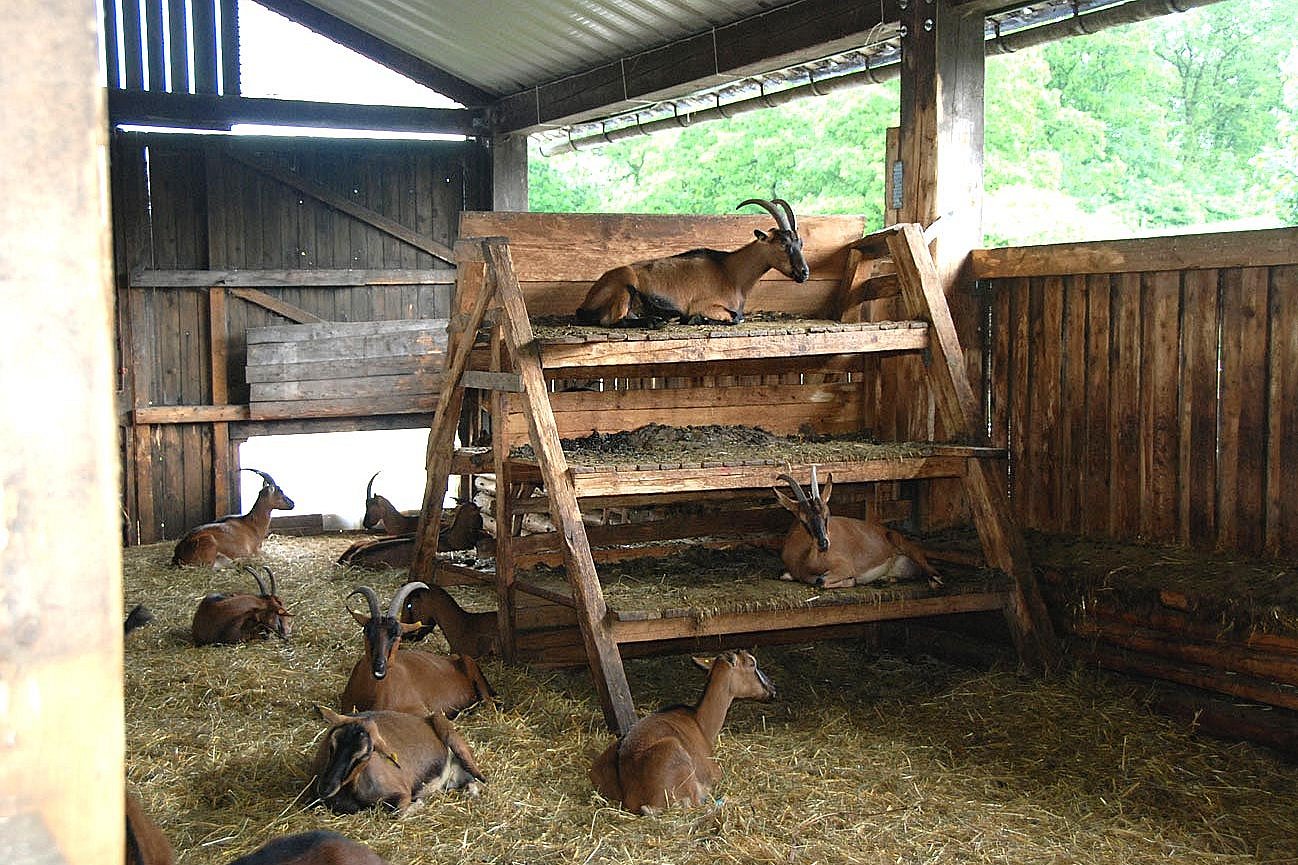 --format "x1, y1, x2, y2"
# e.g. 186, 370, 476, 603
1072, 617, 1298, 685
